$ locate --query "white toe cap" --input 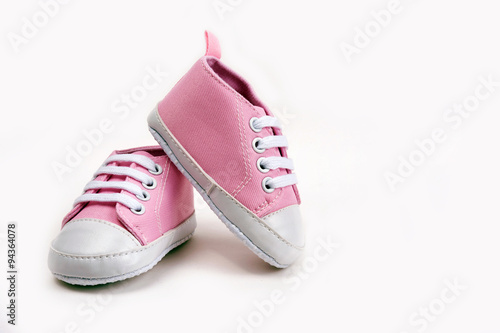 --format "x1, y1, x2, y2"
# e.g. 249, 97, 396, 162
48, 218, 142, 281
50, 218, 141, 255
48, 215, 198, 285
262, 205, 305, 248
